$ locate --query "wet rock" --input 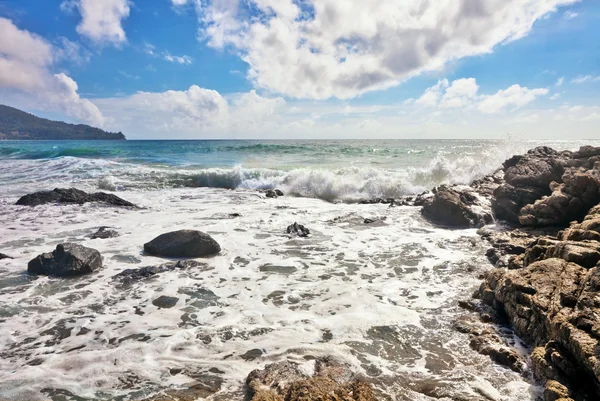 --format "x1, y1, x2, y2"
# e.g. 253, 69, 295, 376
241, 348, 263, 361
286, 222, 310, 237
16, 187, 136, 208
246, 357, 377, 401
28, 243, 102, 277
265, 189, 278, 198
152, 296, 179, 309
142, 374, 222, 401
113, 260, 211, 284
491, 184, 548, 223
421, 185, 492, 228
89, 227, 119, 239
144, 230, 221, 258
0, 253, 13, 260
543, 380, 573, 401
